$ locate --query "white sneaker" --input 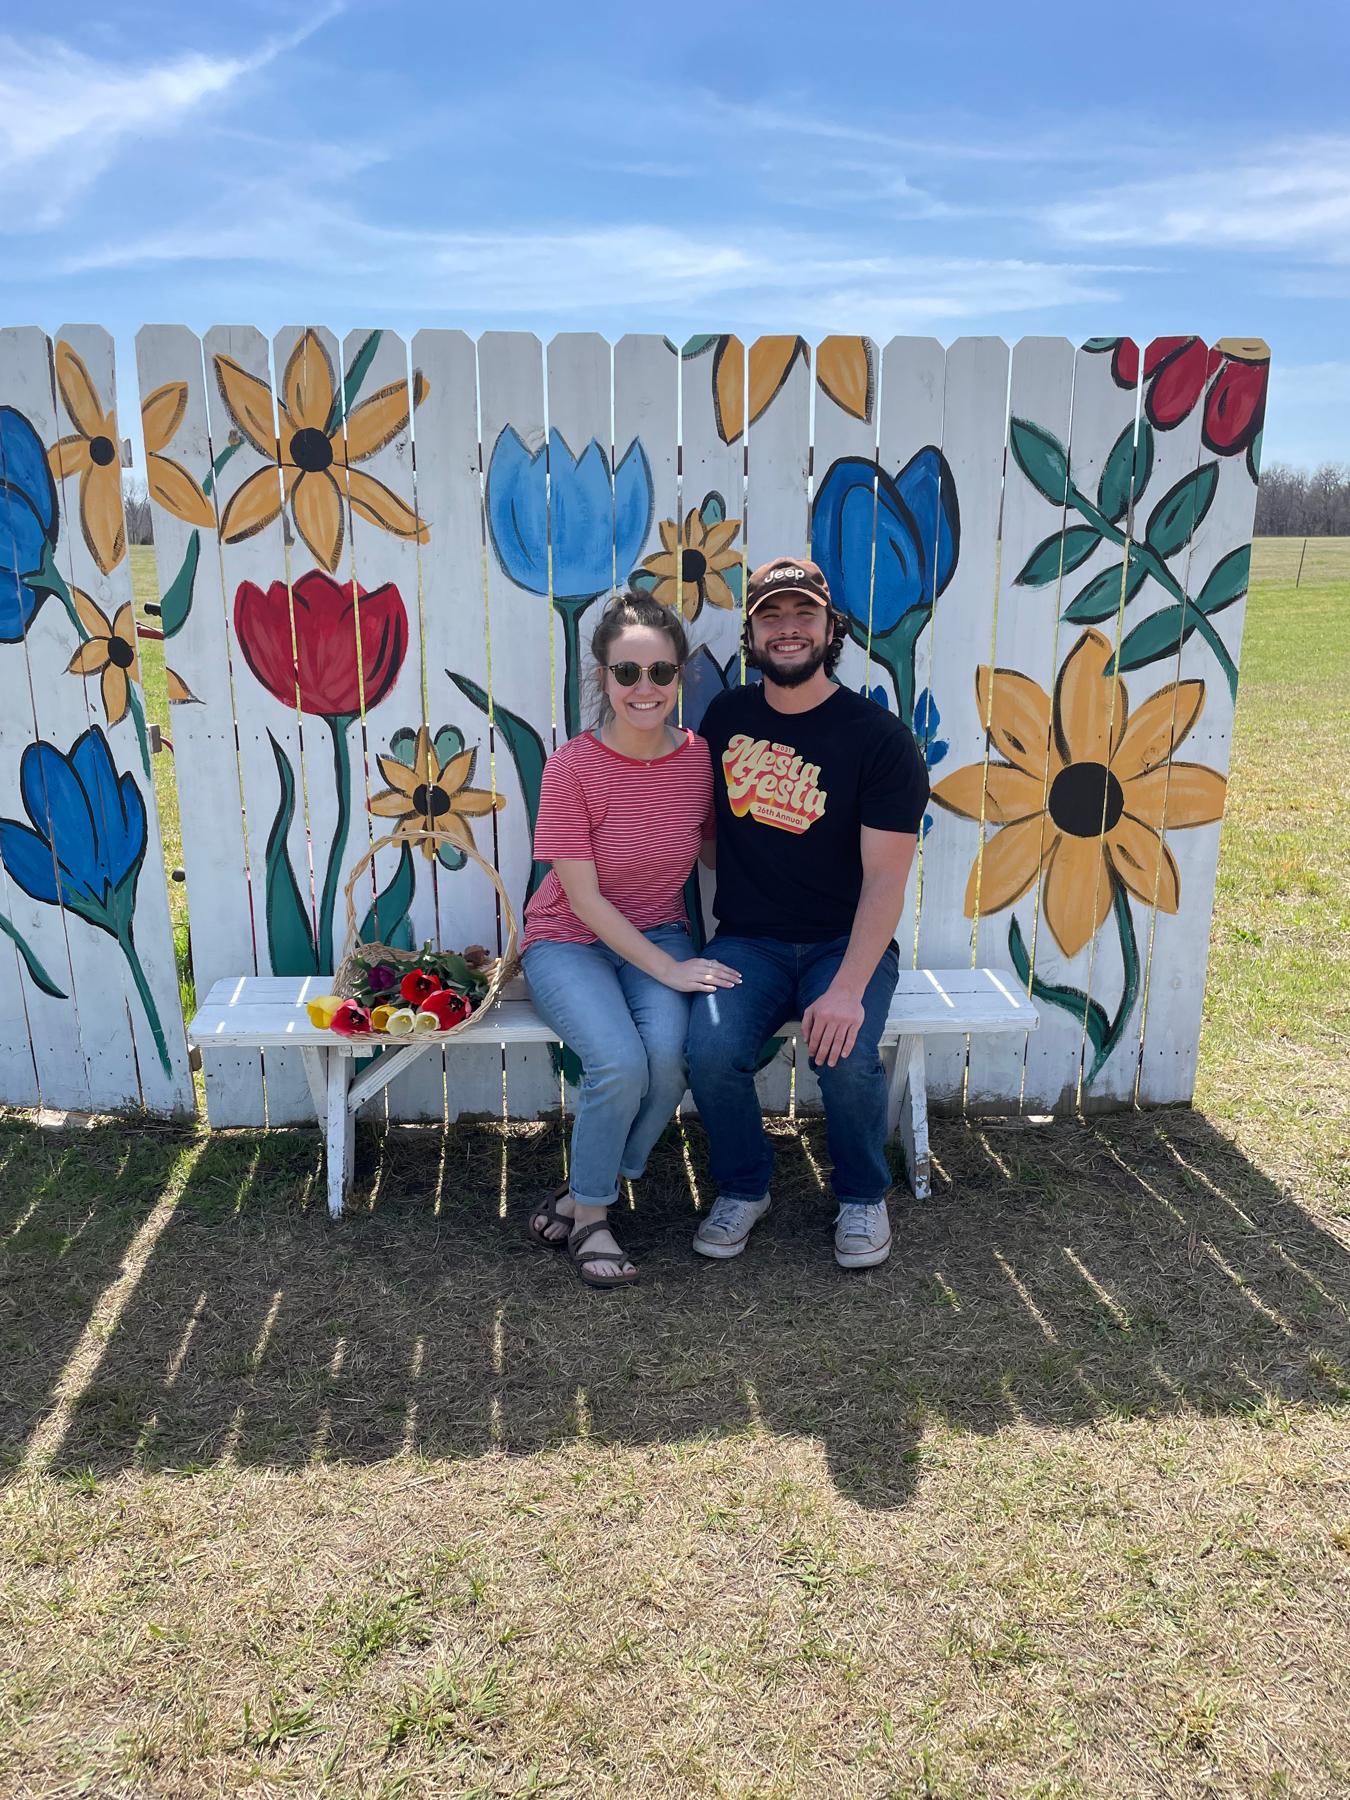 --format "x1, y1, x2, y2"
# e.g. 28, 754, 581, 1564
834, 1201, 892, 1269
692, 1193, 772, 1260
